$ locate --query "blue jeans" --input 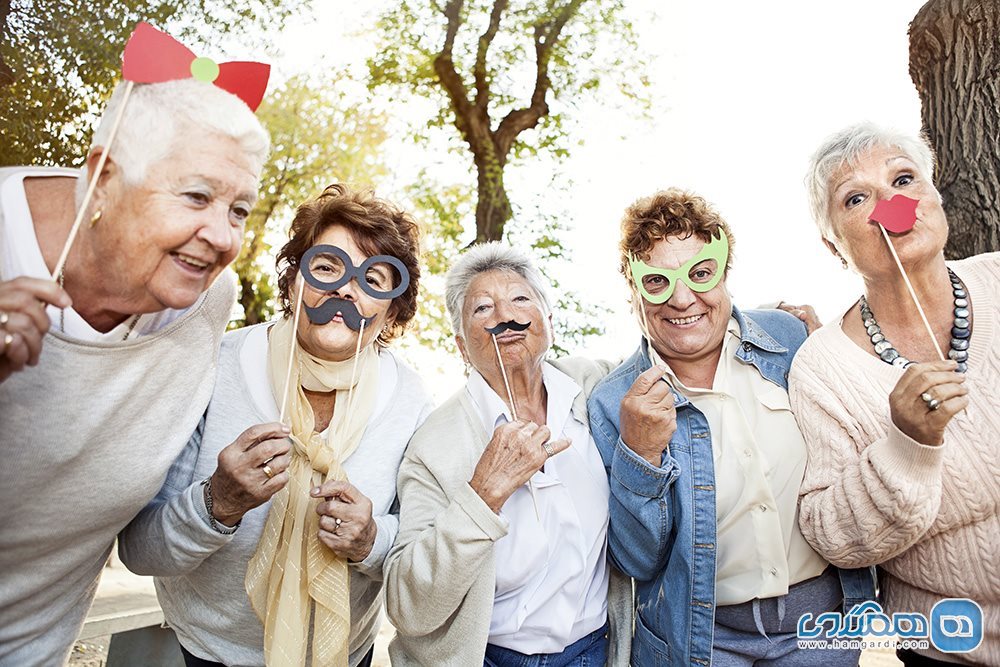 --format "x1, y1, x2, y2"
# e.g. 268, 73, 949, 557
484, 623, 609, 667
